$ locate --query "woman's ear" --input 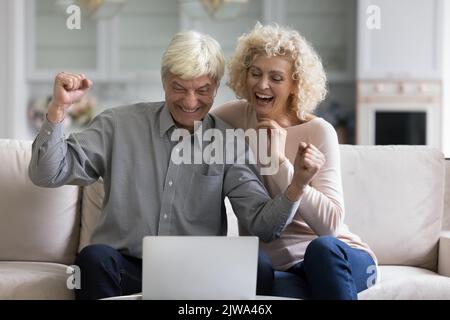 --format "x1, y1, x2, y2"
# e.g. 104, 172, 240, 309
290, 81, 297, 96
